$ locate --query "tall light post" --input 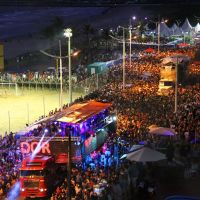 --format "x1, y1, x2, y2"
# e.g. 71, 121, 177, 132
158, 21, 161, 53
40, 40, 65, 110
129, 26, 132, 69
149, 20, 160, 53
111, 26, 127, 89
149, 18, 168, 54
129, 16, 136, 70
175, 57, 179, 113
122, 28, 126, 89
59, 40, 63, 109
64, 28, 73, 104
